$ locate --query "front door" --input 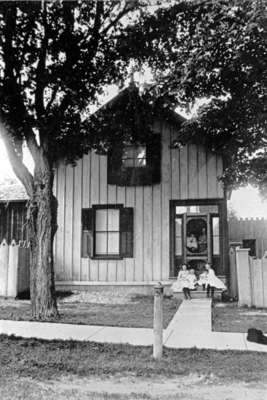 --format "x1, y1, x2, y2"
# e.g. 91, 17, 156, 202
173, 205, 221, 277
